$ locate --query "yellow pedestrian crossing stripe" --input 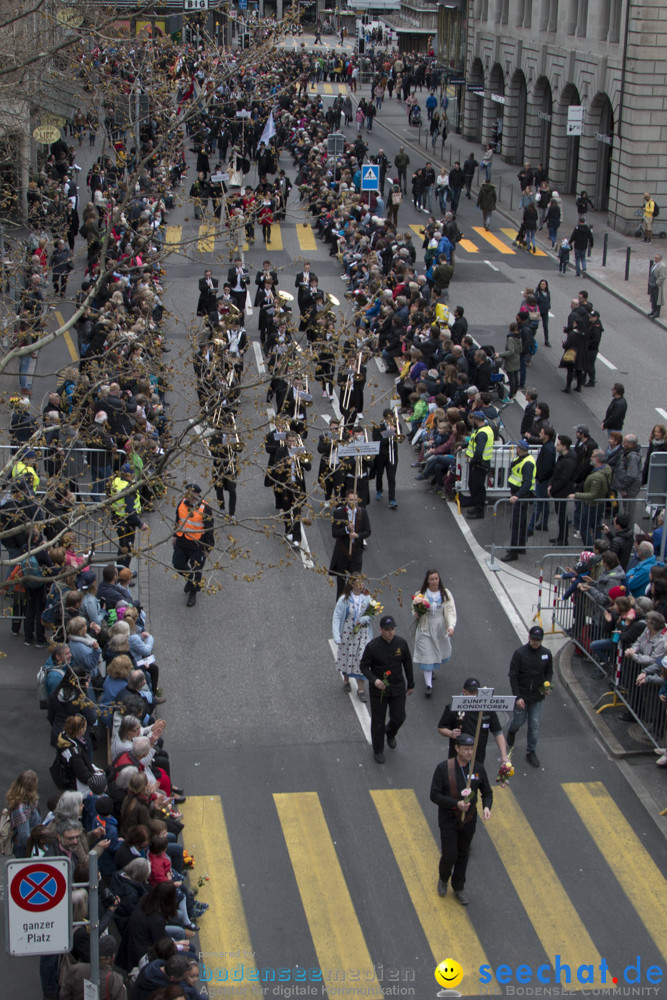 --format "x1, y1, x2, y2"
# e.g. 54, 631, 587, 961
181, 784, 664, 993
316, 82, 349, 95
371, 788, 493, 996
266, 223, 283, 251
472, 226, 515, 254
197, 223, 216, 253
165, 225, 182, 246
180, 796, 262, 997
274, 792, 384, 999
484, 787, 604, 985
458, 238, 479, 253
563, 782, 667, 965
297, 222, 318, 251
55, 310, 78, 362
500, 228, 548, 256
